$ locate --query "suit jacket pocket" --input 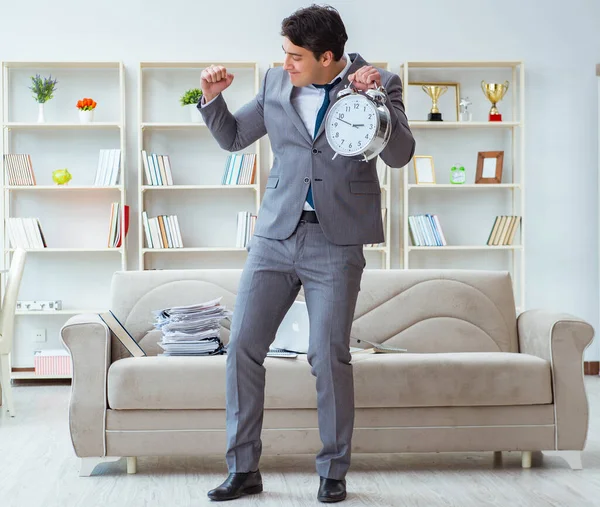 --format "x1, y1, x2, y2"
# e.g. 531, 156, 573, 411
266, 176, 279, 189
349, 180, 380, 194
